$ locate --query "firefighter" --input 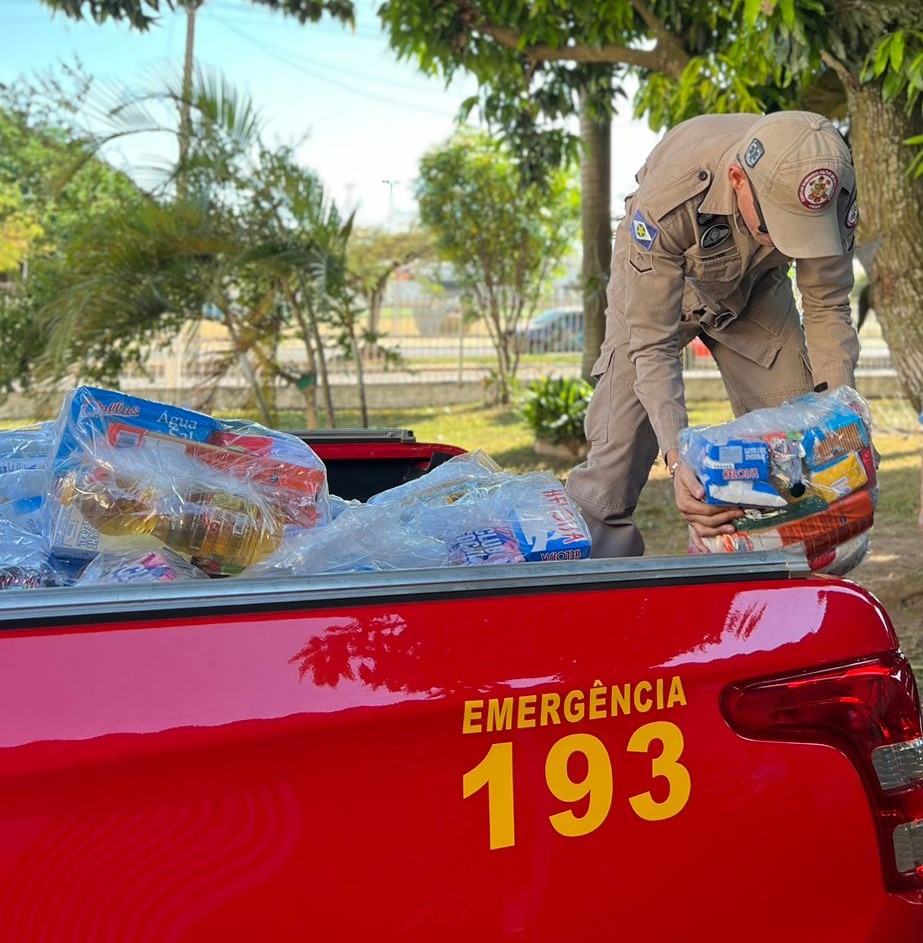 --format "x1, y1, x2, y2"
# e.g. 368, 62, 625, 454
566, 110, 860, 556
